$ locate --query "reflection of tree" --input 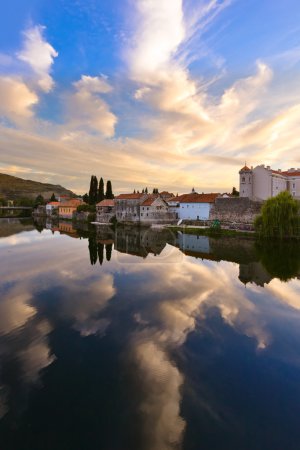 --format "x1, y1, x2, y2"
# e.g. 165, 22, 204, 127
106, 244, 112, 262
98, 243, 104, 266
256, 240, 300, 281
88, 238, 98, 265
